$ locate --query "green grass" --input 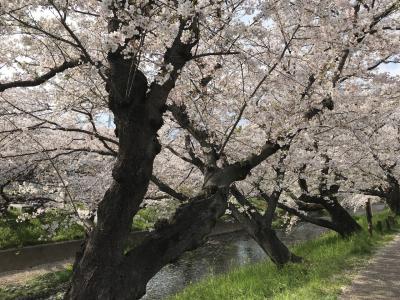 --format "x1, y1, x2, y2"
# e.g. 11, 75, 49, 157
132, 201, 181, 231
132, 206, 160, 231
0, 210, 85, 250
0, 266, 73, 300
171, 211, 399, 300
0, 205, 169, 249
